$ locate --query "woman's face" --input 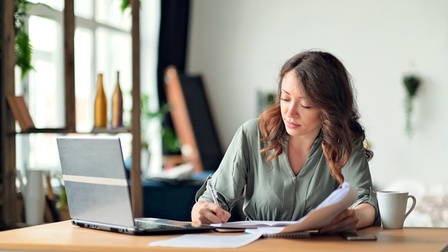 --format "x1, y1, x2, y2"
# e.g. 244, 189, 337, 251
280, 70, 322, 139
